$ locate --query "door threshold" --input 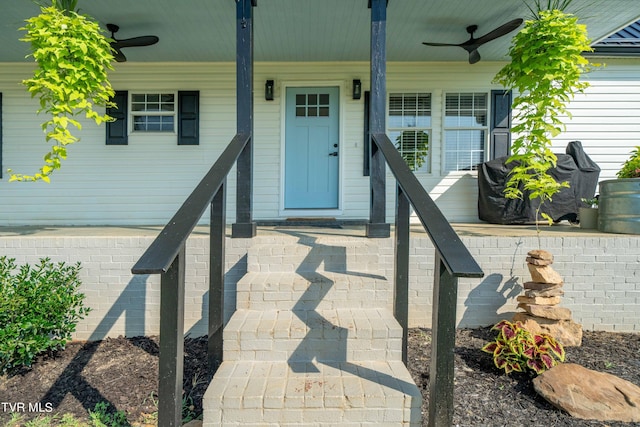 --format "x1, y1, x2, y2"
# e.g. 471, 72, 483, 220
256, 219, 367, 228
